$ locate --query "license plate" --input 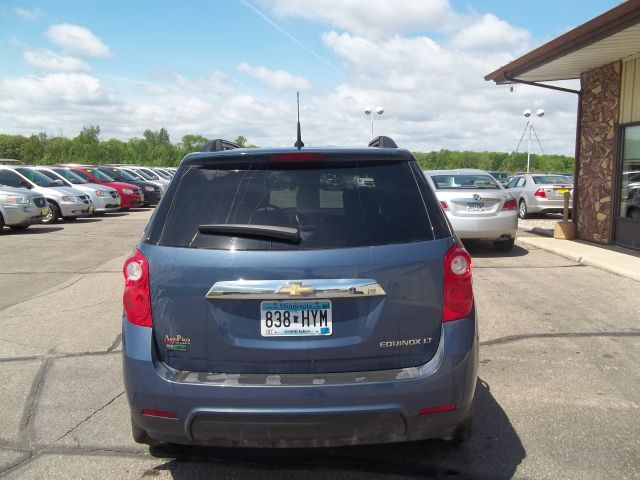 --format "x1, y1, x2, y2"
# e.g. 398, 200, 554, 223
556, 188, 570, 194
139, 195, 144, 202
88, 204, 94, 213
40, 207, 49, 216
466, 202, 485, 211
116, 198, 121, 205
260, 300, 332, 337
